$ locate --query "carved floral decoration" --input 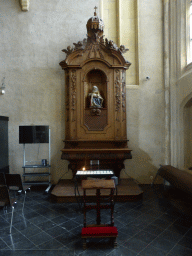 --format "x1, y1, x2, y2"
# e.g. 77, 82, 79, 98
115, 69, 121, 113
91, 108, 101, 116
71, 70, 76, 122
62, 39, 129, 59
